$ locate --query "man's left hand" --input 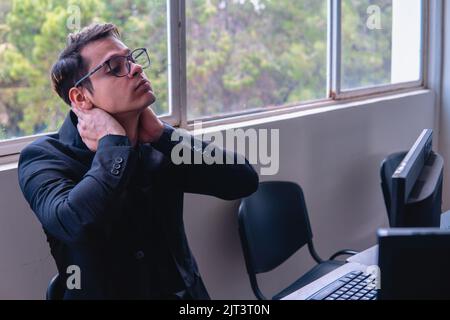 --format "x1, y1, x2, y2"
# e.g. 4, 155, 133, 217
138, 107, 164, 143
